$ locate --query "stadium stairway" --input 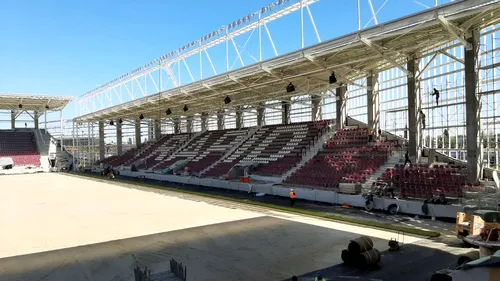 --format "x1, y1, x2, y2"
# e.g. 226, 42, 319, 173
281, 129, 337, 181
150, 131, 204, 171
199, 126, 260, 176
362, 150, 402, 191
